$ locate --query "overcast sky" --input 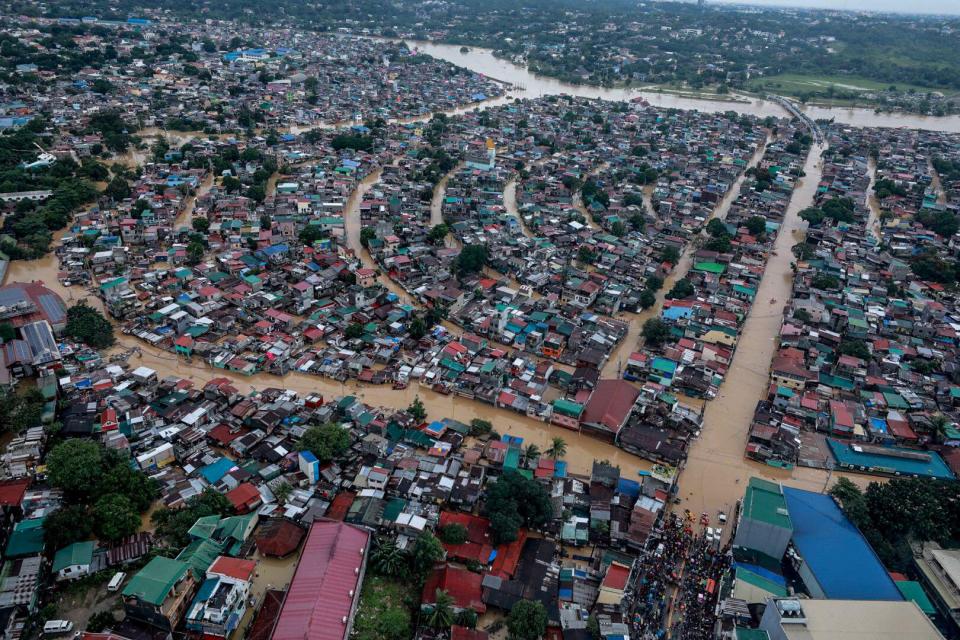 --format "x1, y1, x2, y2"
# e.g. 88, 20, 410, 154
708, 0, 960, 15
